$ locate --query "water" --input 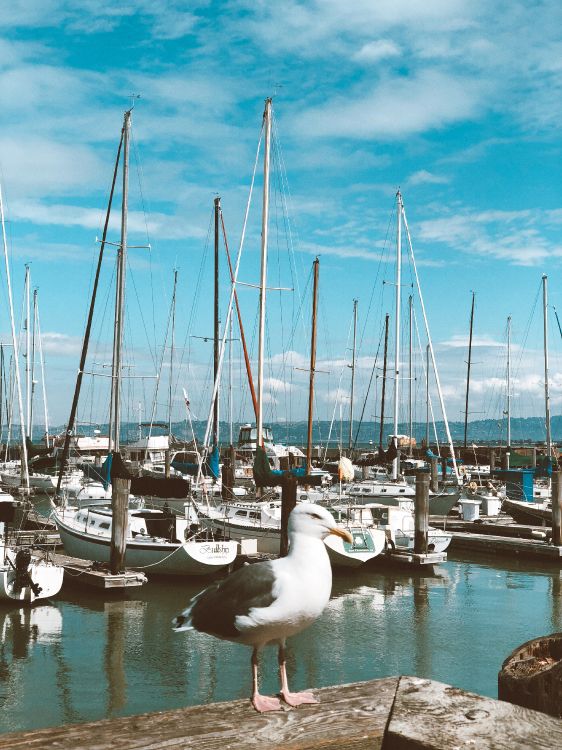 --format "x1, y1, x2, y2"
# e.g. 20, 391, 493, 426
1, 550, 561, 735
